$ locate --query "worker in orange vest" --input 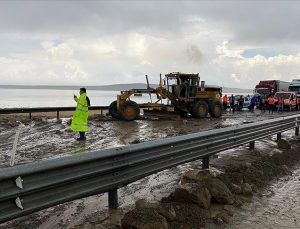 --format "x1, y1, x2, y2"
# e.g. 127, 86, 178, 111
277, 96, 284, 112
222, 94, 228, 110
267, 95, 275, 114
